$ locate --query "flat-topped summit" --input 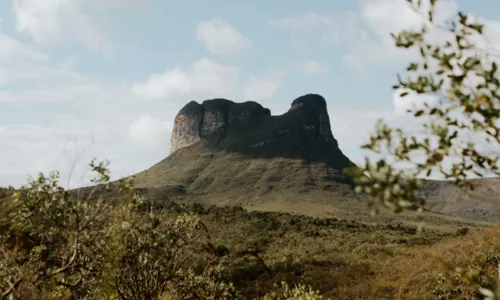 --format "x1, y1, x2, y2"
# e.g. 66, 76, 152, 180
131, 94, 355, 202
170, 98, 271, 153
170, 94, 352, 169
